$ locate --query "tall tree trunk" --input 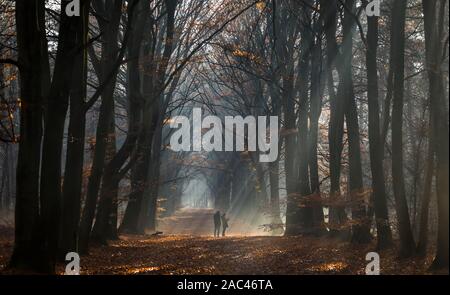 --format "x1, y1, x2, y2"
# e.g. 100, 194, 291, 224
297, 8, 314, 232
391, 0, 416, 258
283, 70, 301, 235
269, 160, 282, 227
121, 96, 158, 234
9, 0, 48, 271
365, 6, 393, 249
78, 0, 123, 254
416, 118, 435, 256
270, 2, 301, 236
39, 0, 85, 271
347, 96, 371, 243
268, 80, 283, 231
137, 118, 163, 233
59, 0, 90, 259
336, 0, 371, 244
91, 117, 118, 243
321, 0, 348, 236
309, 31, 325, 233
422, 0, 449, 269
146, 0, 178, 232
121, 0, 177, 234
91, 0, 147, 243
